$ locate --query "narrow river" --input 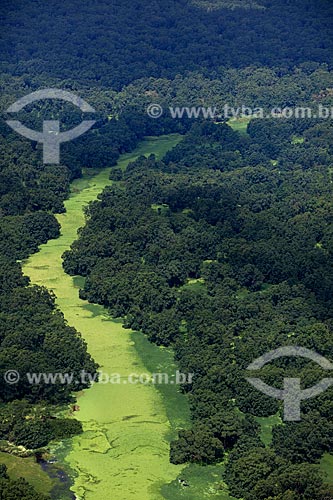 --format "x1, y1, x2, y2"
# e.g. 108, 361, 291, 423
22, 134, 191, 500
